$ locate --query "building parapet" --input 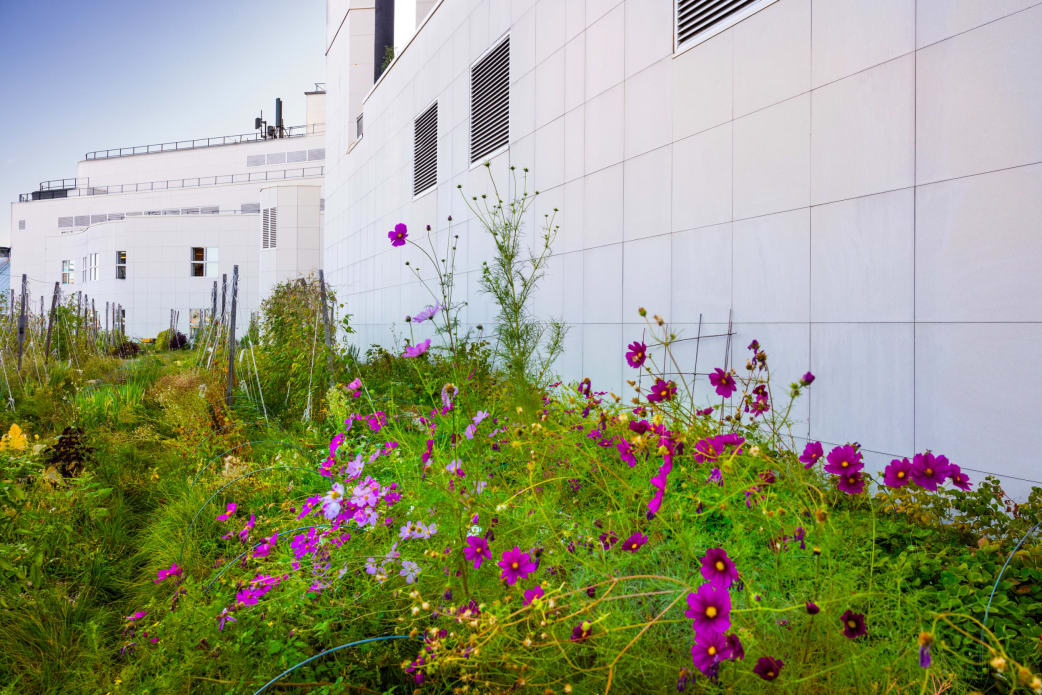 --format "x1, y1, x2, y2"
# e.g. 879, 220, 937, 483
18, 165, 324, 203
83, 123, 325, 161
